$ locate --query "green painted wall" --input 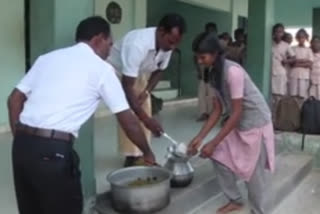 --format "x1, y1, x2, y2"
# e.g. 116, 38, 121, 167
95, 0, 134, 39
30, 0, 54, 63
95, 0, 147, 40
54, 0, 94, 49
133, 0, 147, 28
147, 0, 232, 97
30, 0, 97, 61
231, 0, 248, 32
313, 8, 320, 36
178, 0, 231, 12
0, 0, 25, 126
275, 0, 320, 27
